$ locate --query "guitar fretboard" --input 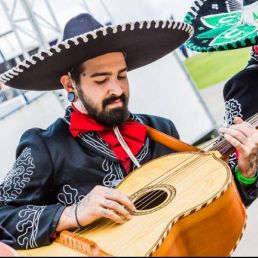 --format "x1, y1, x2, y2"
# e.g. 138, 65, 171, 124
205, 112, 258, 155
